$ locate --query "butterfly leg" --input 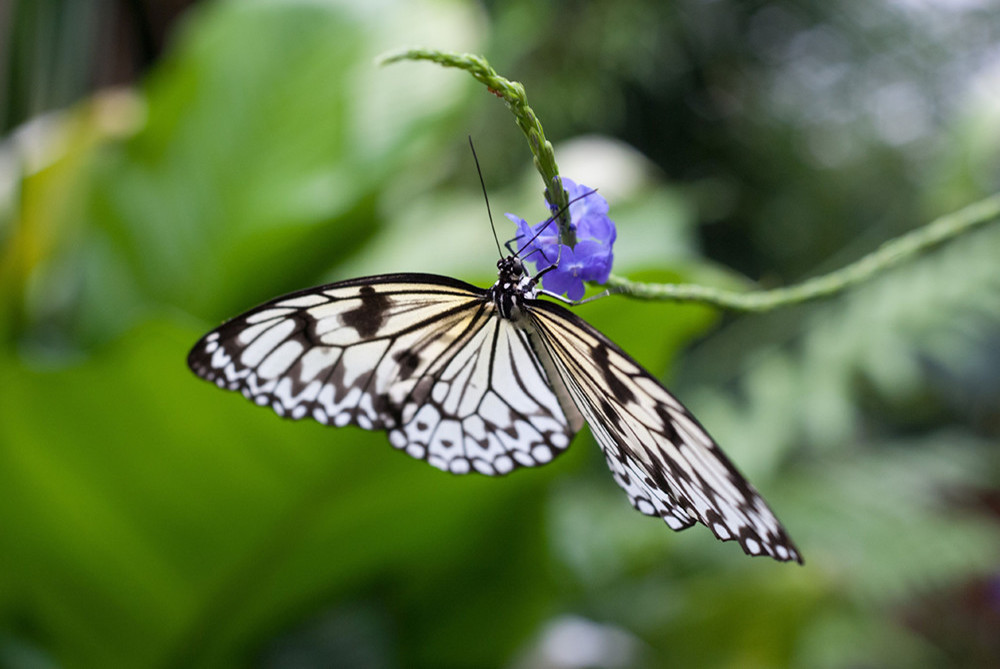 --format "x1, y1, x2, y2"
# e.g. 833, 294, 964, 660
536, 288, 612, 306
